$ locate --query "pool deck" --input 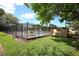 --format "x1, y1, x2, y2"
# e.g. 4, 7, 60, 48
7, 31, 49, 40
15, 34, 49, 40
